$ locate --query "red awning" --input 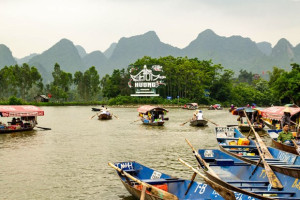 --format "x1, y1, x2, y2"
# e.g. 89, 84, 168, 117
261, 106, 300, 120
0, 105, 44, 117
137, 105, 168, 114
